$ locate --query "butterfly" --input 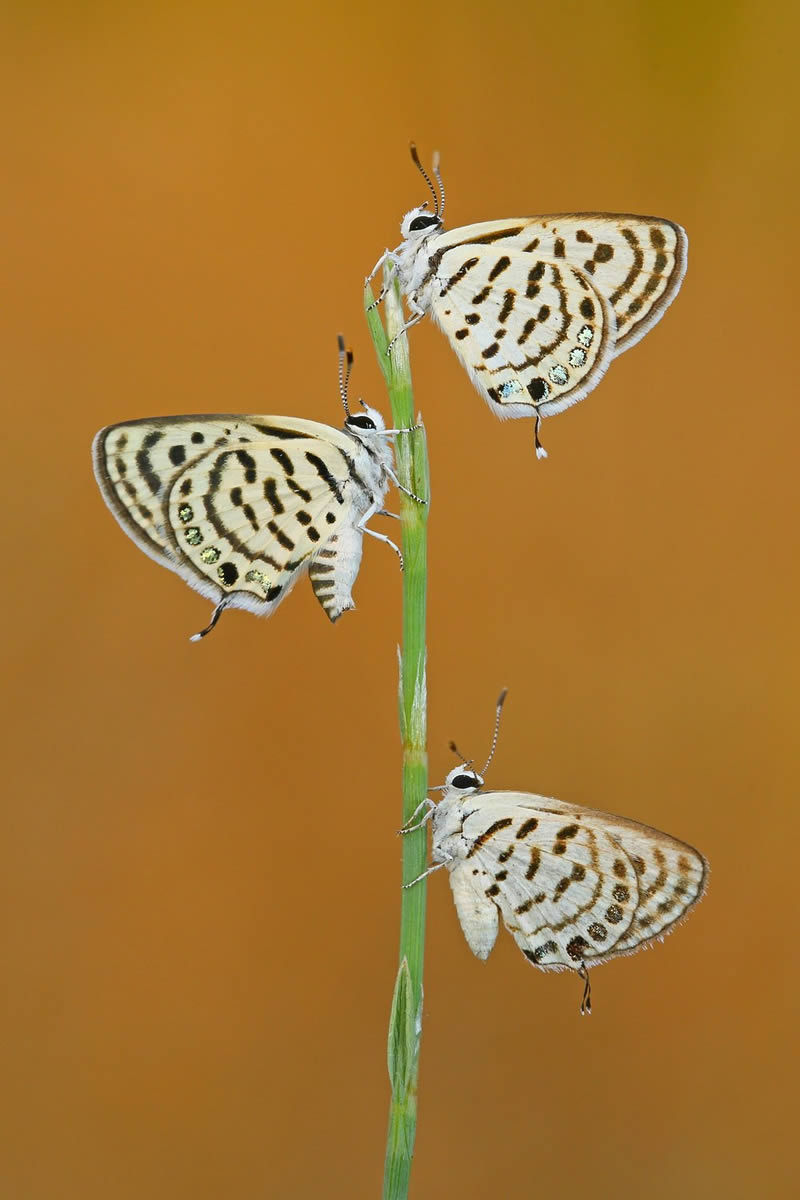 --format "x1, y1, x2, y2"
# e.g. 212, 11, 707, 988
92, 339, 416, 640
368, 146, 688, 457
406, 692, 708, 1013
